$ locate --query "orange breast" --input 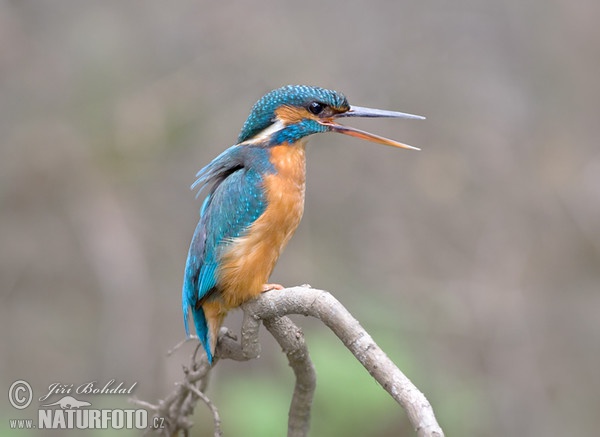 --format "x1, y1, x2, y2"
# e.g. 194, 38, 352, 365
218, 141, 307, 309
